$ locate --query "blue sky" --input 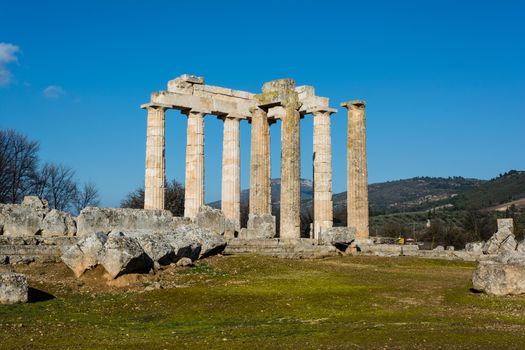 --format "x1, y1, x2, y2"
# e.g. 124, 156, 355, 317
0, 0, 524, 207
